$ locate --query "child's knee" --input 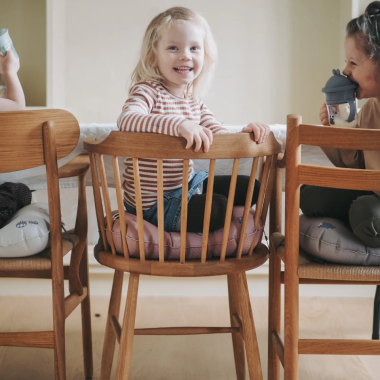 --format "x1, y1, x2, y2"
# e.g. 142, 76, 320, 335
349, 194, 380, 248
